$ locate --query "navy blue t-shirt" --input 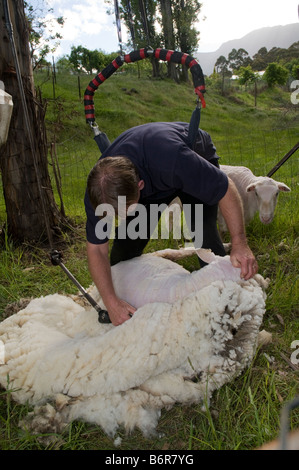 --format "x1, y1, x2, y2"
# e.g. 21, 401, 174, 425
85, 122, 228, 244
